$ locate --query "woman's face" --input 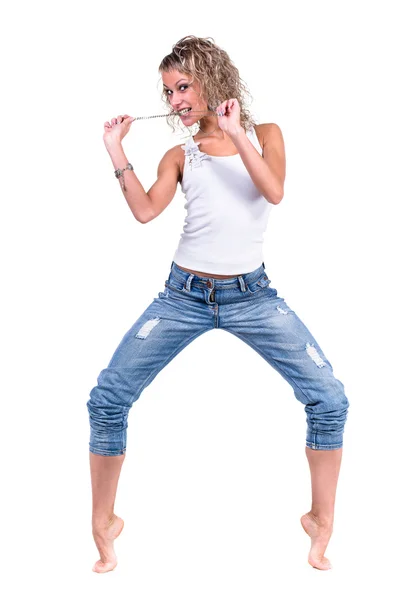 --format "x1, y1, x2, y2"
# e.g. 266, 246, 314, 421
162, 69, 208, 125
